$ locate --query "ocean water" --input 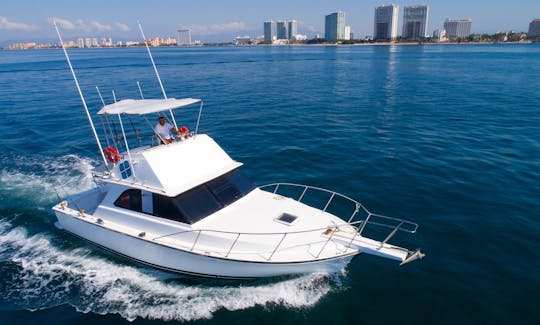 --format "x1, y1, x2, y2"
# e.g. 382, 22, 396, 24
0, 44, 539, 324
